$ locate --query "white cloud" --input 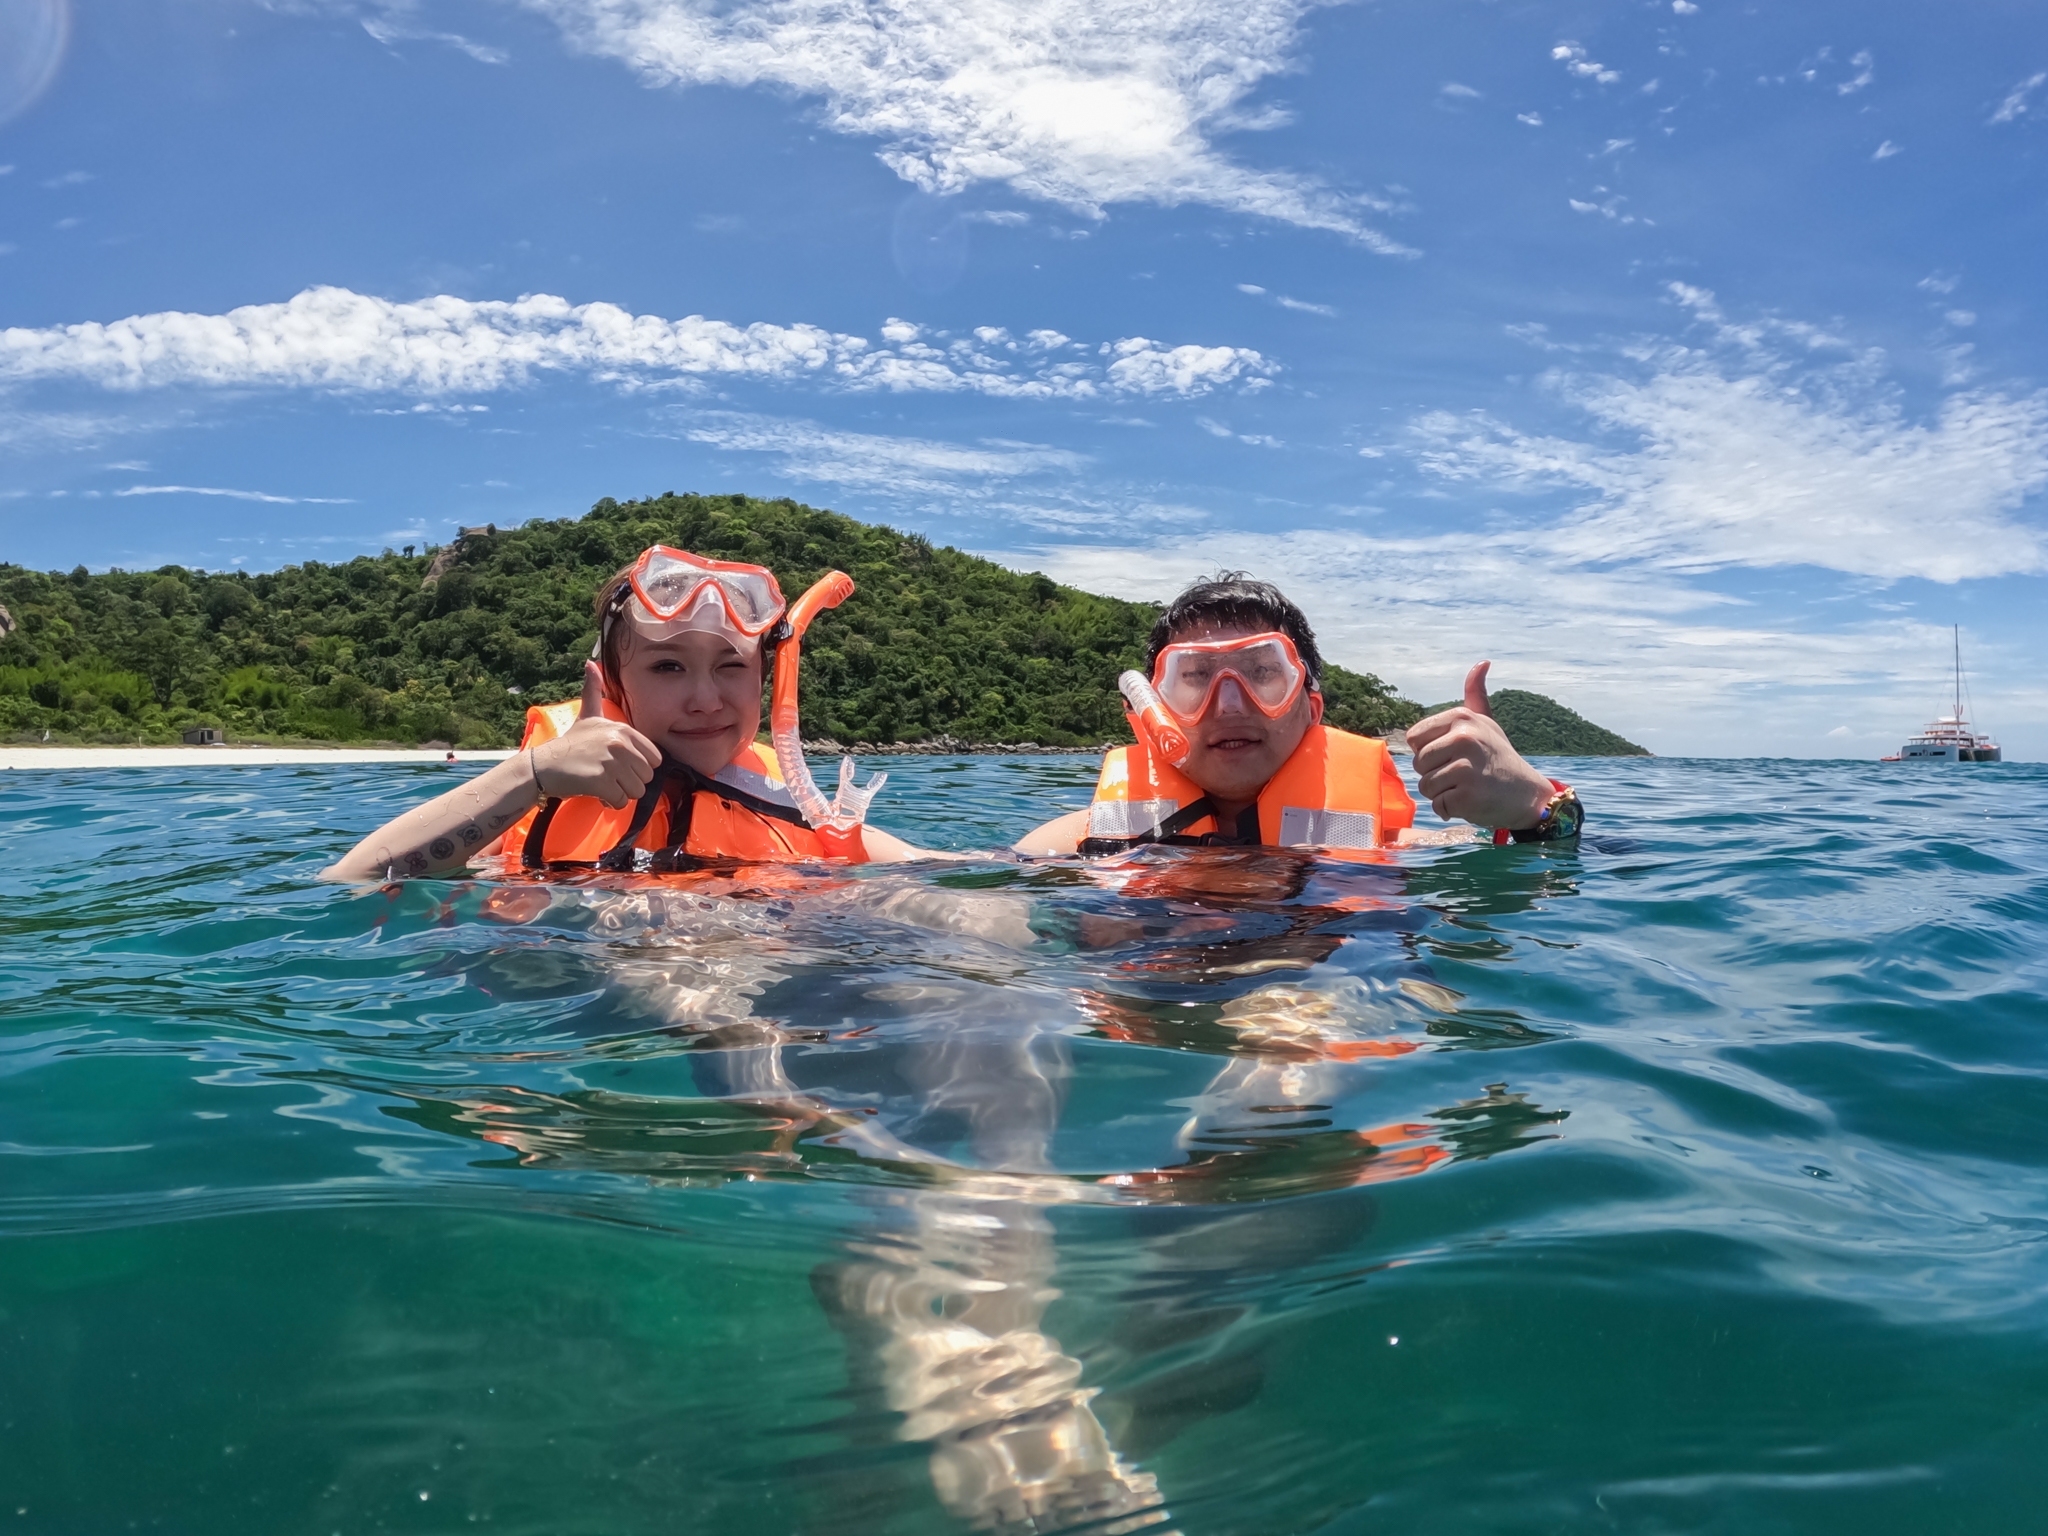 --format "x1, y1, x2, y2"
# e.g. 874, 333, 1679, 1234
1671, 0, 1698, 13
1440, 82, 1481, 99
1517, 111, 1543, 126
679, 412, 1083, 495
1837, 49, 1874, 96
1101, 336, 1275, 394
113, 484, 355, 505
528, 0, 1411, 250
1551, 42, 1620, 85
1407, 287, 2048, 583
1946, 310, 1978, 328
0, 286, 1273, 401
1873, 139, 1902, 161
1990, 72, 2046, 125
362, 17, 509, 63
1239, 282, 1334, 316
